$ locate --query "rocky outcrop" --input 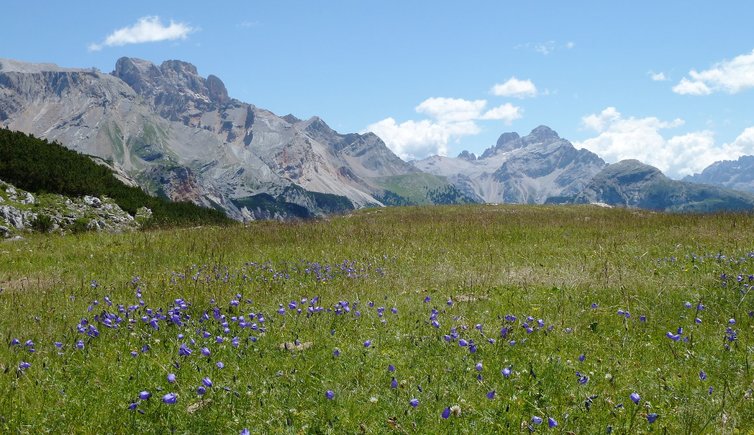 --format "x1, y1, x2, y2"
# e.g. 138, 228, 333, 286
0, 178, 144, 237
